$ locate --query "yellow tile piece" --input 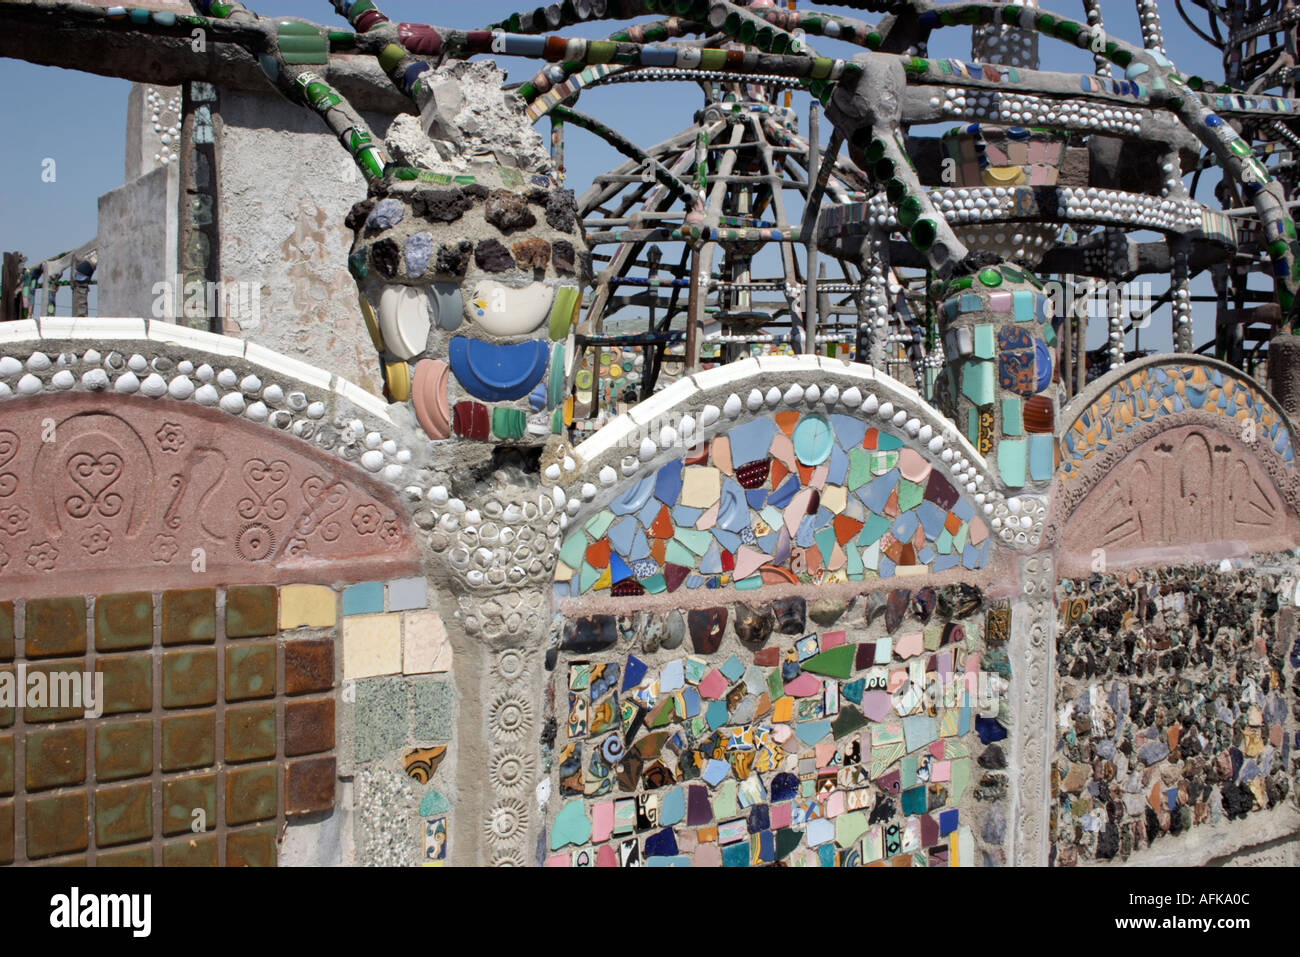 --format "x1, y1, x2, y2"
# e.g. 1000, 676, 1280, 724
342, 612, 402, 679
280, 584, 337, 629
773, 695, 794, 723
